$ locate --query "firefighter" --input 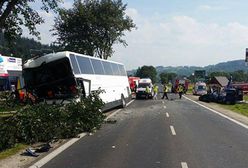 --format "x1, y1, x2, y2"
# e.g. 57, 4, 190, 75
178, 84, 184, 99
162, 83, 169, 99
